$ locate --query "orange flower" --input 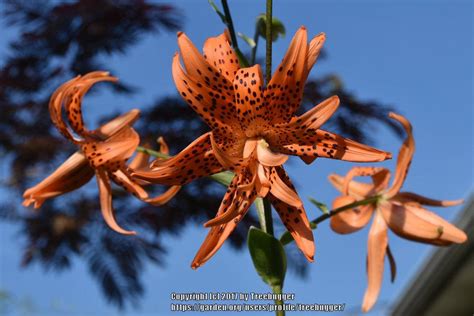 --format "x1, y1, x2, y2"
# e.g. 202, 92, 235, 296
133, 27, 391, 268
23, 72, 179, 235
328, 112, 467, 312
